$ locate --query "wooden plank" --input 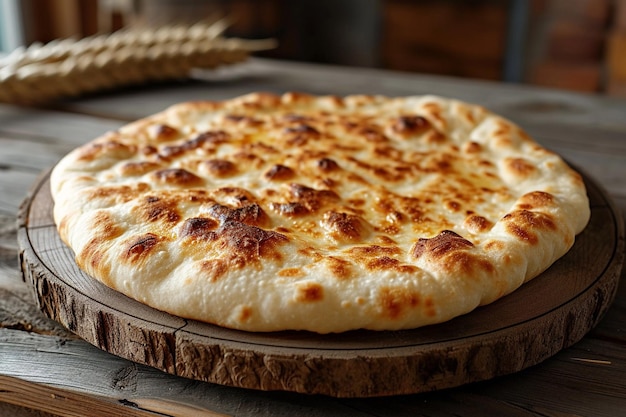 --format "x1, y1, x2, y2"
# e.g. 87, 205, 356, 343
17, 172, 624, 397
2, 319, 626, 417
49, 59, 626, 133
0, 403, 59, 417
0, 375, 166, 417
0, 57, 625, 415
0, 104, 125, 146
0, 170, 40, 213
0, 136, 74, 172
0, 329, 363, 417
